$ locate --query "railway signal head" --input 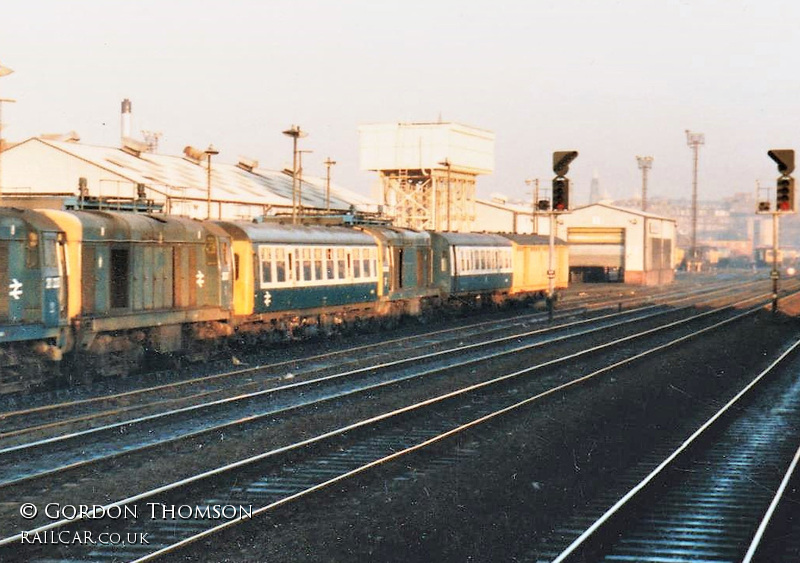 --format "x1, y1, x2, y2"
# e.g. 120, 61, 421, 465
552, 177, 569, 211
757, 201, 771, 213
537, 199, 550, 211
777, 176, 795, 213
553, 151, 579, 176
768, 149, 795, 176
